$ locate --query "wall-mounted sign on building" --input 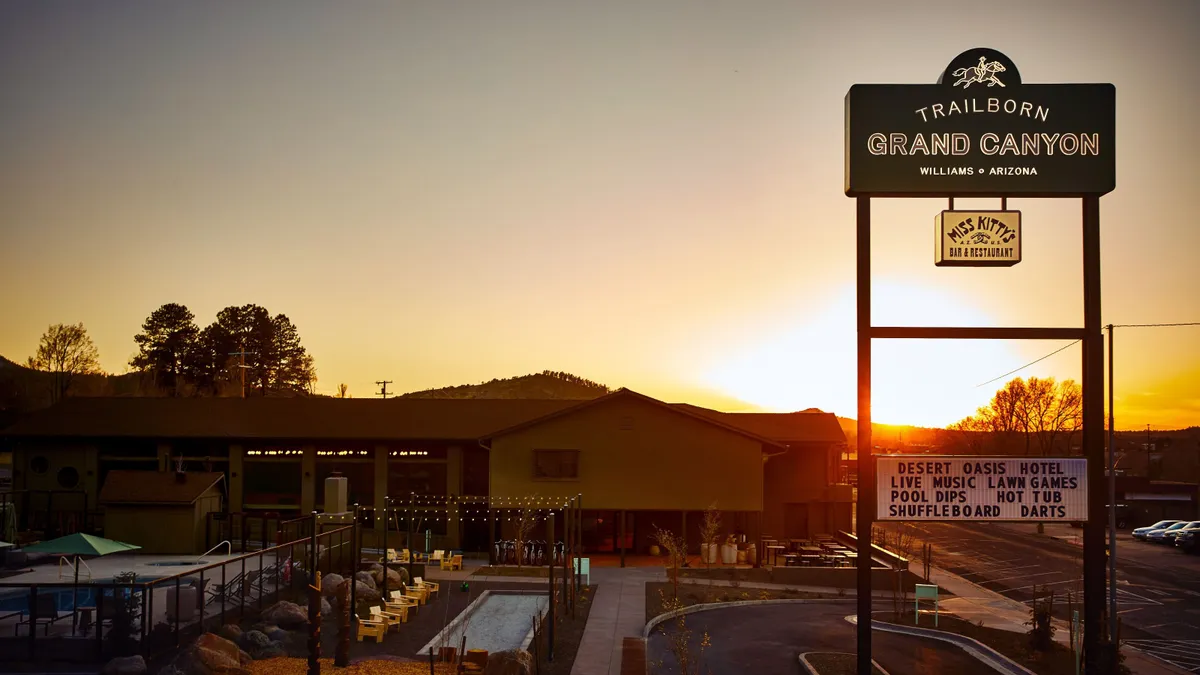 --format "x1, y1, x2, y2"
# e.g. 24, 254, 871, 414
935, 210, 1021, 267
845, 48, 1115, 197
876, 456, 1087, 522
